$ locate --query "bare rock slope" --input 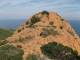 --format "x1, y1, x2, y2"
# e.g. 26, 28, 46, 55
7, 11, 80, 59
